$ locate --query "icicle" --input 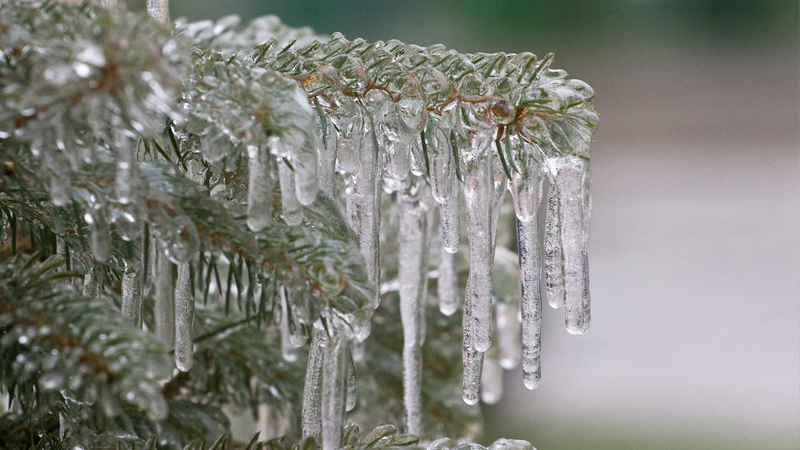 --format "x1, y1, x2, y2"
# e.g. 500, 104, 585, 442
121, 265, 143, 329
282, 287, 307, 347
425, 120, 453, 204
294, 150, 318, 205
174, 263, 194, 372
398, 184, 429, 437
518, 218, 542, 389
439, 183, 460, 254
496, 301, 521, 370
463, 137, 494, 353
146, 0, 170, 25
279, 288, 298, 362
544, 175, 565, 310
278, 158, 303, 226
321, 322, 349, 450
154, 251, 175, 350
83, 262, 102, 299
302, 327, 327, 441
246, 145, 273, 232
314, 99, 337, 198
331, 93, 364, 176
346, 345, 358, 411
86, 209, 111, 262
115, 150, 135, 206
551, 157, 591, 335
462, 280, 484, 405
480, 350, 503, 404
353, 124, 382, 308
